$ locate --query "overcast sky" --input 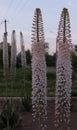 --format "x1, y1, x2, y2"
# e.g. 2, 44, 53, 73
0, 0, 77, 54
